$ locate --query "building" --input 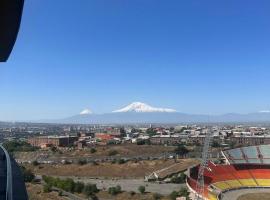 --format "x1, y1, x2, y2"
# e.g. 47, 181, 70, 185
231, 135, 270, 146
28, 135, 78, 147
95, 133, 114, 141
150, 135, 188, 145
